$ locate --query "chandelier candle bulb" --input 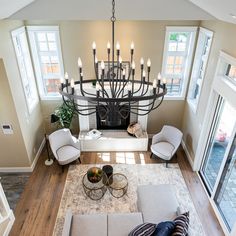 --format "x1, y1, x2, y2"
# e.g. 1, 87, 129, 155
131, 42, 134, 55
158, 72, 161, 80
147, 59, 151, 72
140, 57, 144, 70
153, 79, 157, 88
70, 78, 75, 94
101, 60, 105, 75
122, 69, 126, 80
92, 42, 96, 55
65, 72, 69, 80
96, 81, 100, 91
107, 41, 111, 54
60, 77, 64, 89
162, 78, 167, 90
143, 70, 146, 81
119, 56, 122, 64
116, 42, 120, 55
78, 58, 82, 73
